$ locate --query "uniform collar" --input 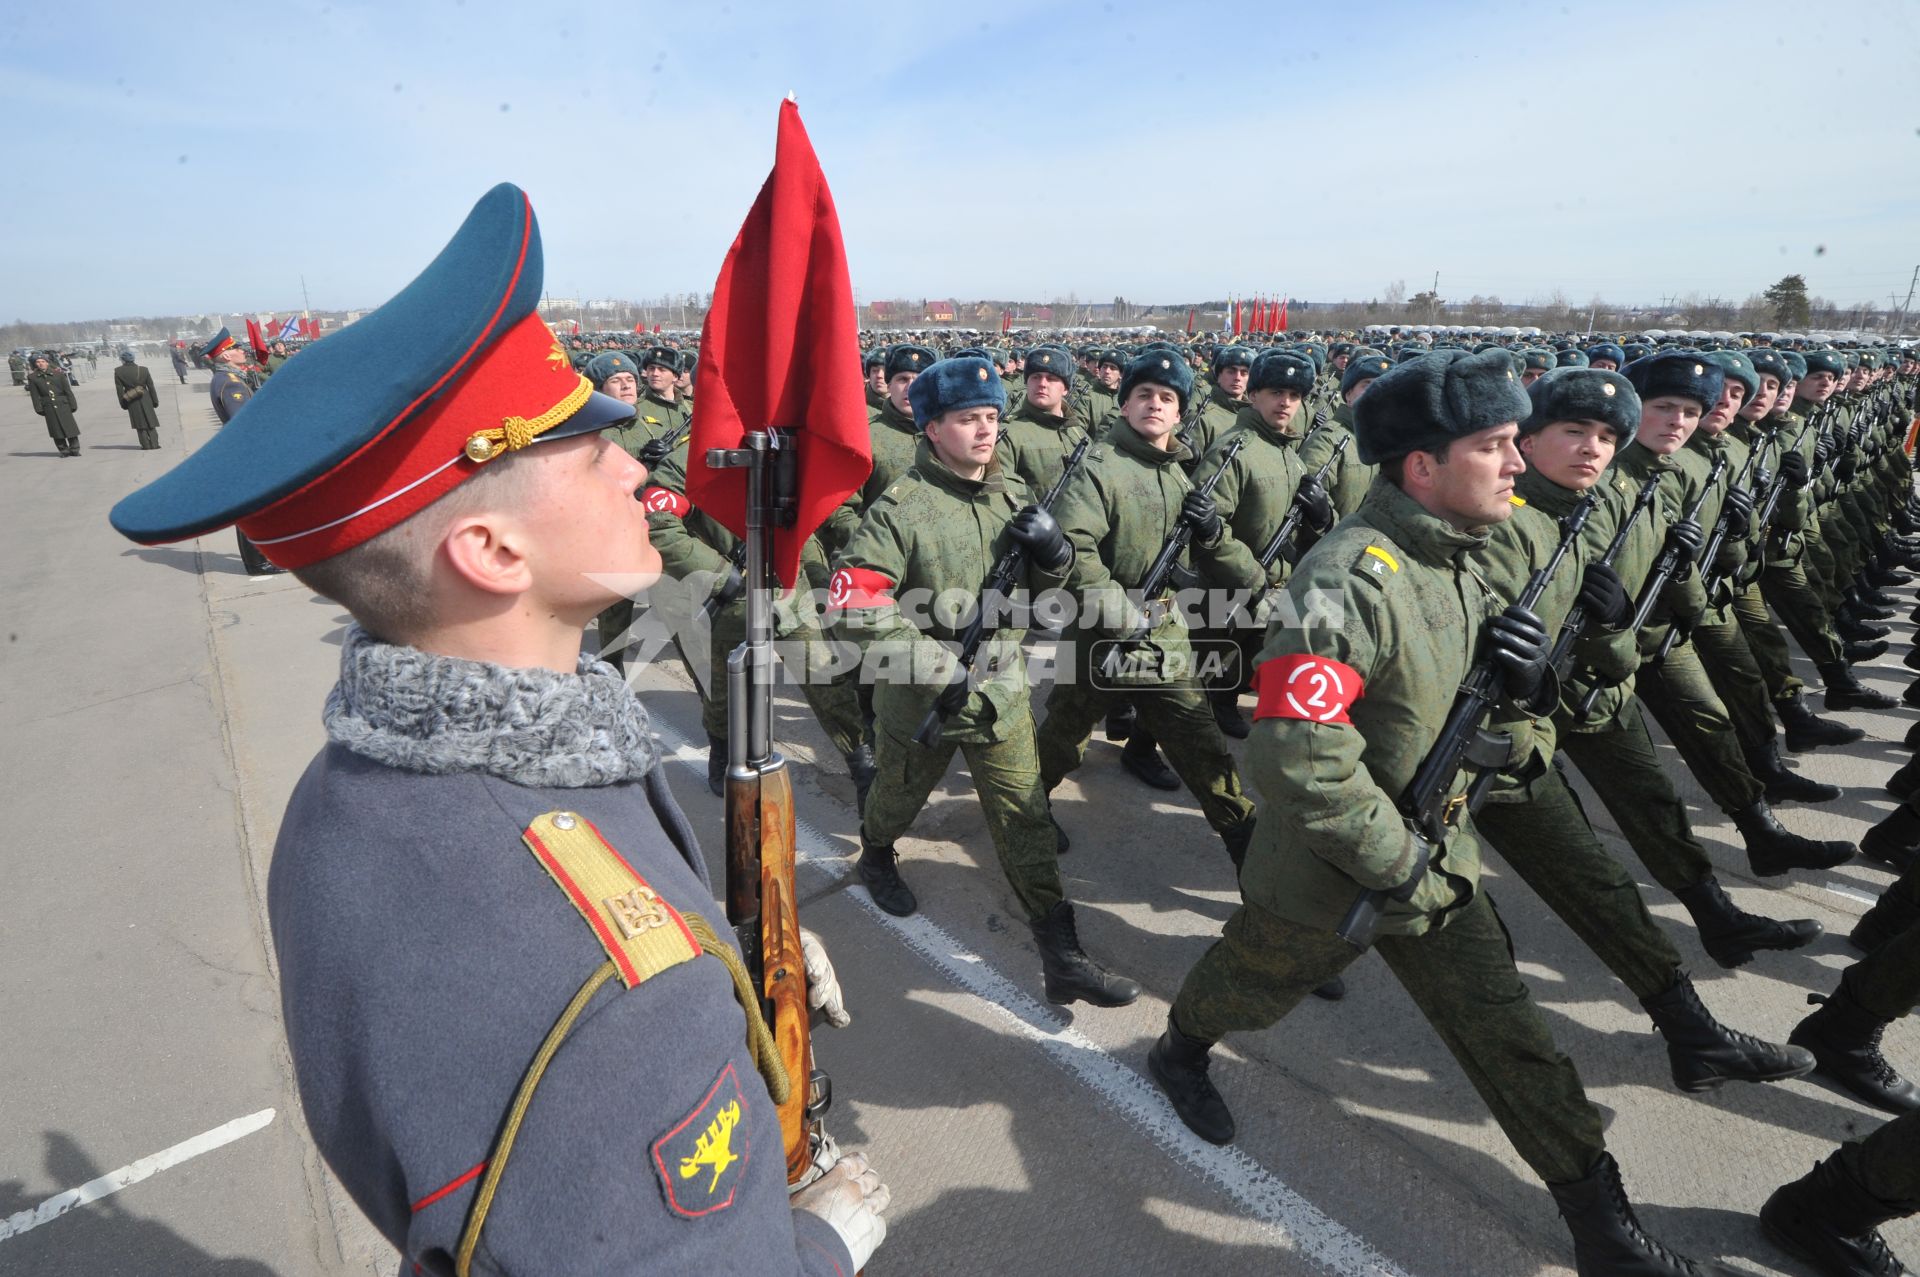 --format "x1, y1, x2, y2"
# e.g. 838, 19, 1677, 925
1513, 466, 1591, 517
877, 398, 918, 433
1232, 401, 1304, 445
1109, 418, 1192, 467
1360, 477, 1488, 566
1613, 439, 1678, 480
913, 437, 1006, 498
